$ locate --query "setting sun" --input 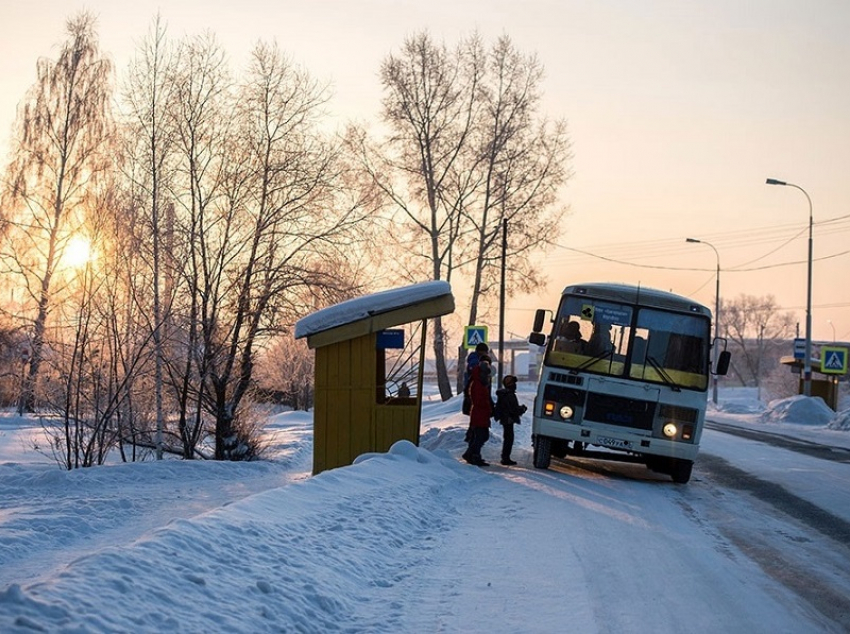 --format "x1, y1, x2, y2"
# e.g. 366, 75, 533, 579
63, 236, 93, 268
